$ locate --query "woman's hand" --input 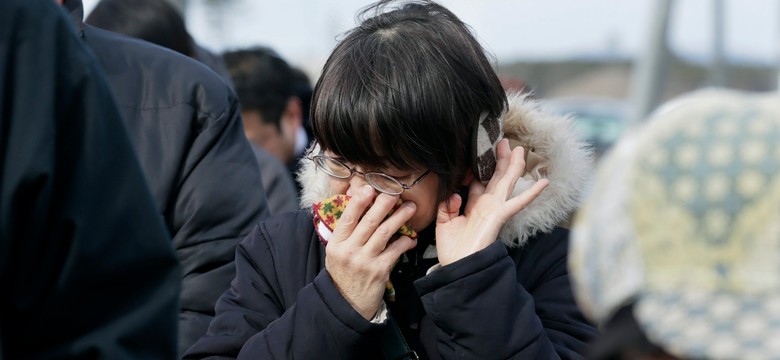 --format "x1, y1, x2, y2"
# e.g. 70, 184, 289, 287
435, 139, 549, 266
325, 185, 418, 320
